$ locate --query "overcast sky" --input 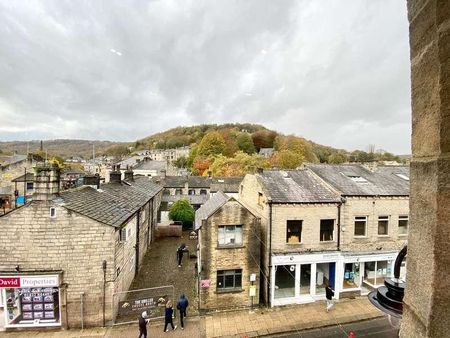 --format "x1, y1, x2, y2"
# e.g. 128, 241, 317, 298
0, 0, 411, 154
